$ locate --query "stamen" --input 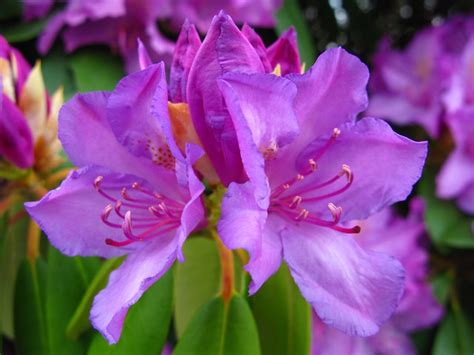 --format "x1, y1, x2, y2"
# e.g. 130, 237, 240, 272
309, 159, 317, 172
295, 209, 309, 221
101, 204, 122, 228
289, 196, 302, 209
